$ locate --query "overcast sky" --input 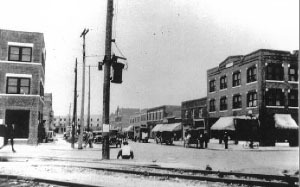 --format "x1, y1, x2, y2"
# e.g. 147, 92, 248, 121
0, 0, 299, 116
